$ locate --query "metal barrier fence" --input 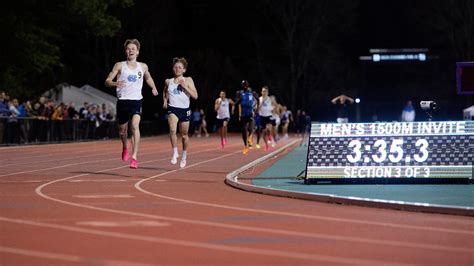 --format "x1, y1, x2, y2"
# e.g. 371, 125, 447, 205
0, 117, 168, 146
